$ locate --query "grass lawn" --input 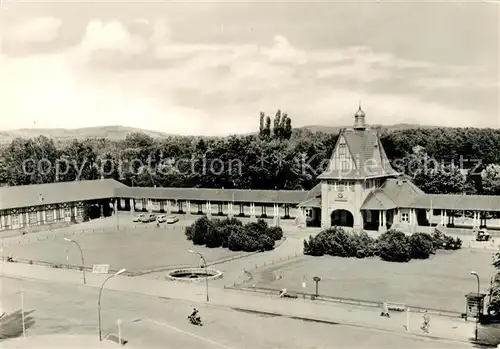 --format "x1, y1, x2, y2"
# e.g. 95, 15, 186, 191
249, 248, 496, 312
4, 223, 244, 273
